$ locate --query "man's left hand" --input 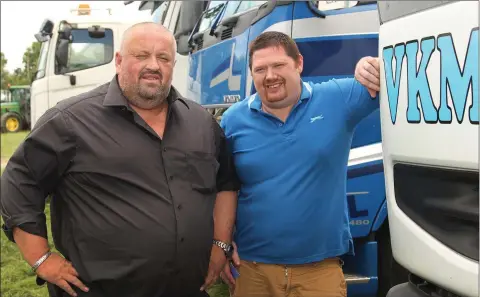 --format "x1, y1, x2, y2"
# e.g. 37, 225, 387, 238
355, 56, 380, 97
200, 245, 227, 291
